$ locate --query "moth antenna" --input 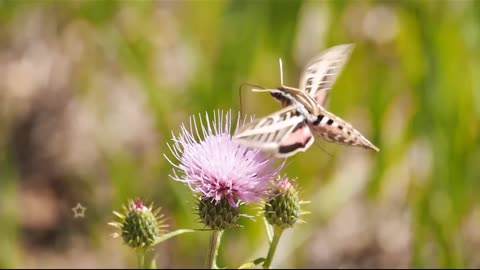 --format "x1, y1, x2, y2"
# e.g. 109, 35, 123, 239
279, 58, 284, 86
251, 88, 273, 92
238, 82, 265, 117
